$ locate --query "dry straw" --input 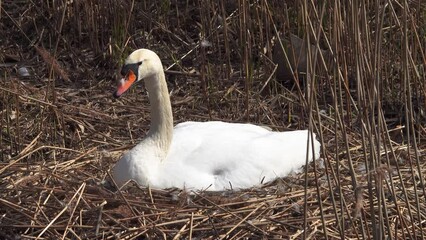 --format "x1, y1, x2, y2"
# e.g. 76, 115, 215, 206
0, 0, 425, 239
